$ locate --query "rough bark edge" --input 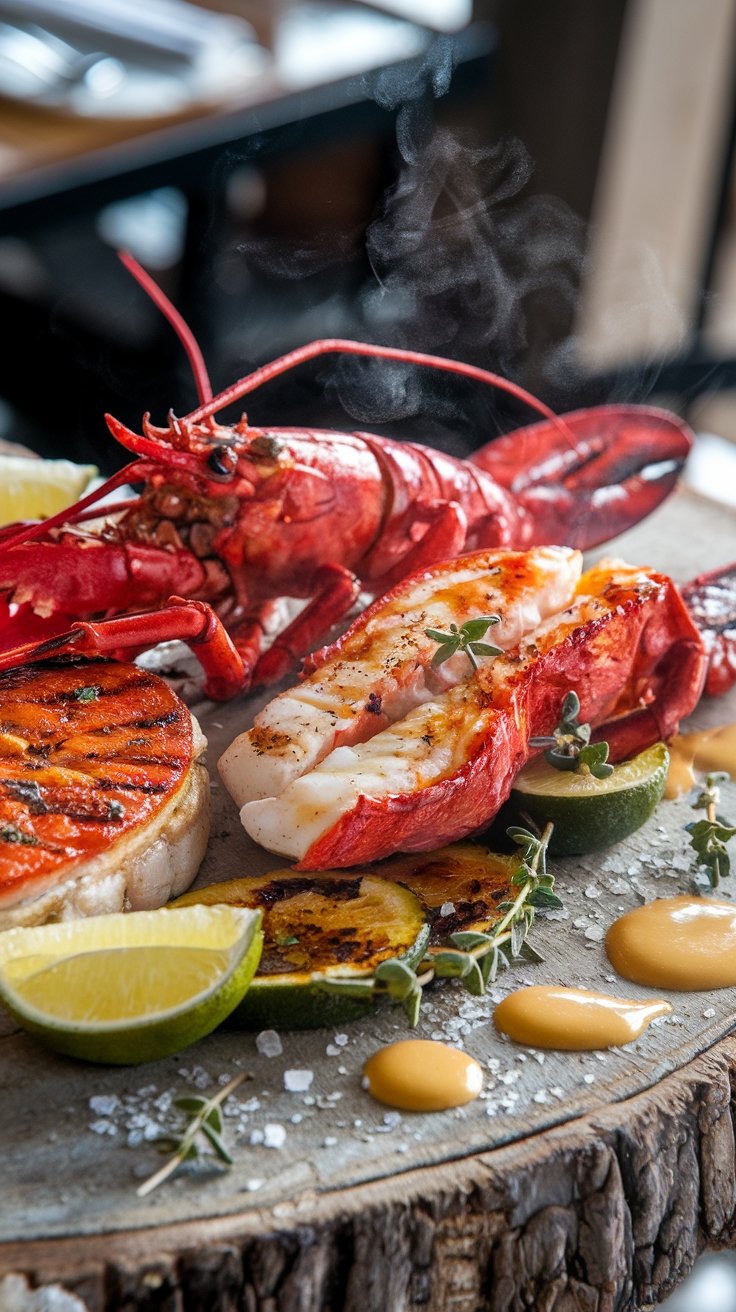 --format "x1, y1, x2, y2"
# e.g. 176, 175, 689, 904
4, 1035, 736, 1312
